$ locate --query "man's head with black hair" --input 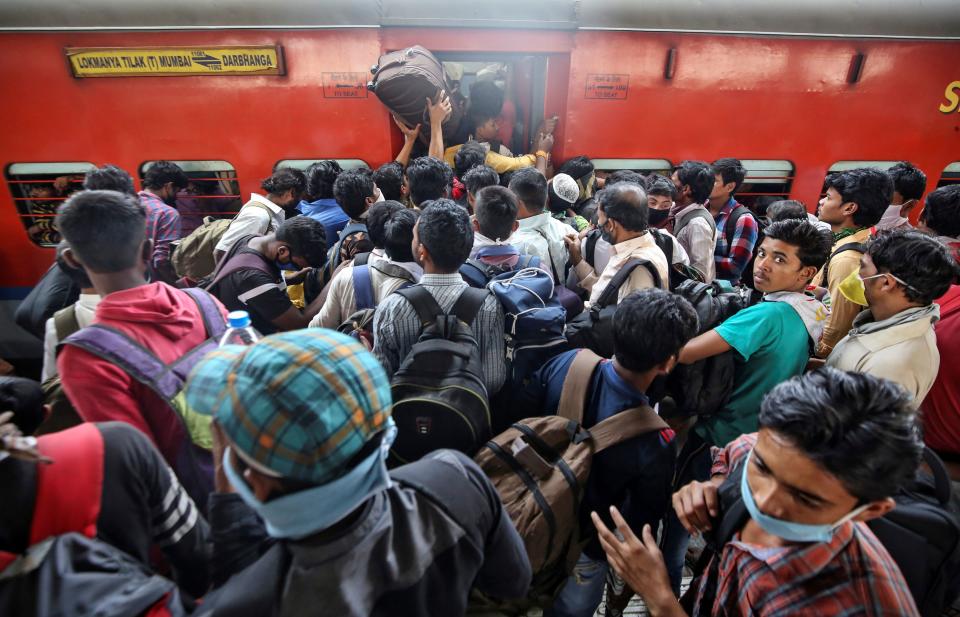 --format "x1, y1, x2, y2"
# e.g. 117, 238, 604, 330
0, 376, 47, 436
55, 240, 93, 290
304, 161, 342, 202
262, 167, 308, 212
83, 165, 136, 196
508, 167, 548, 217
474, 186, 519, 242
56, 190, 148, 276
919, 184, 960, 240
754, 219, 833, 292
754, 368, 922, 525
613, 288, 698, 375
767, 200, 809, 223
709, 158, 747, 205
383, 208, 418, 263
818, 168, 893, 231
671, 161, 714, 207
143, 161, 188, 206
412, 199, 473, 273
596, 183, 649, 244
606, 170, 647, 189
454, 141, 488, 179
462, 165, 499, 210
405, 157, 452, 207
373, 162, 406, 202
887, 161, 927, 204
646, 174, 677, 214
274, 216, 327, 269
468, 80, 505, 142
366, 200, 406, 250
333, 169, 377, 220
862, 228, 957, 308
